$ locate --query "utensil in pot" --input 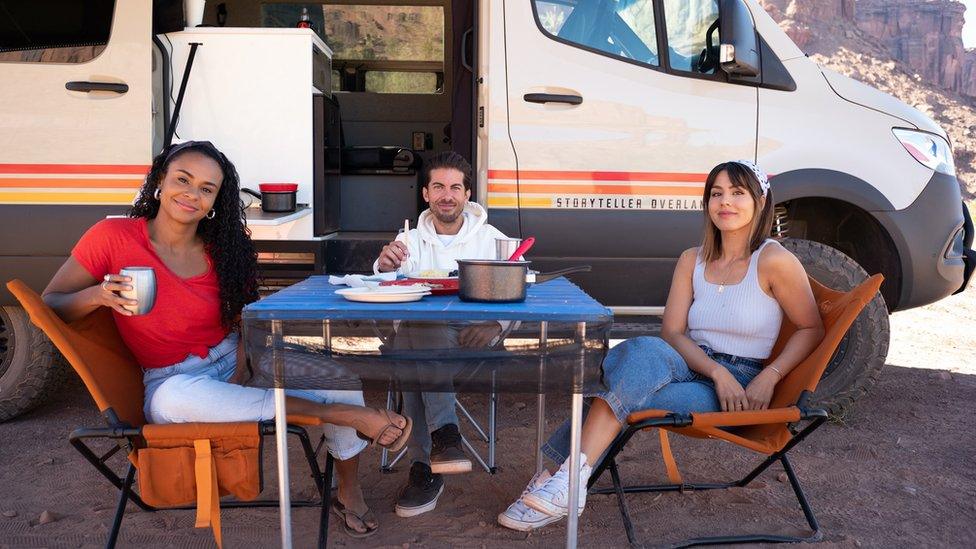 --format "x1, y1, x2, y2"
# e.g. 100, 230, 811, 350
507, 237, 535, 261
495, 237, 522, 261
